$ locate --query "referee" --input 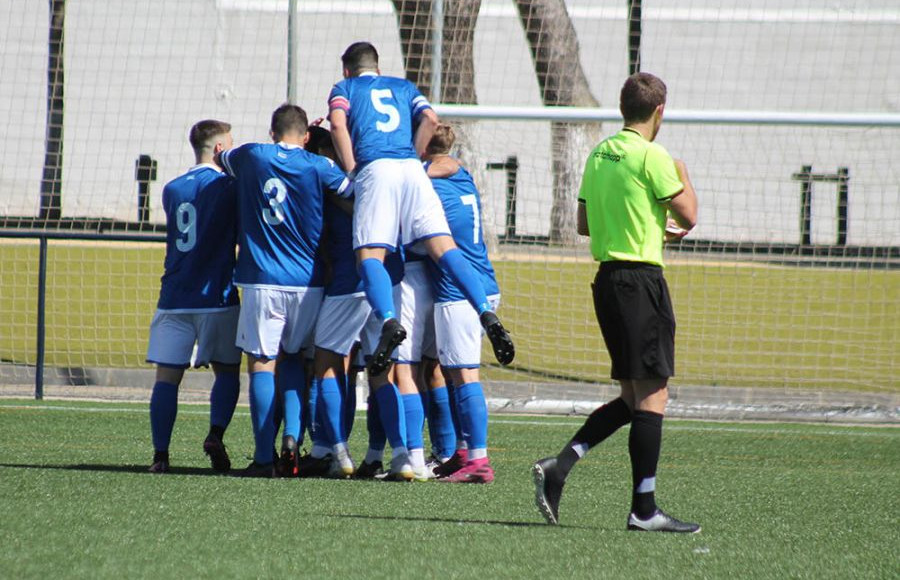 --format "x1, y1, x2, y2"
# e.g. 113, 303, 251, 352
532, 72, 699, 533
